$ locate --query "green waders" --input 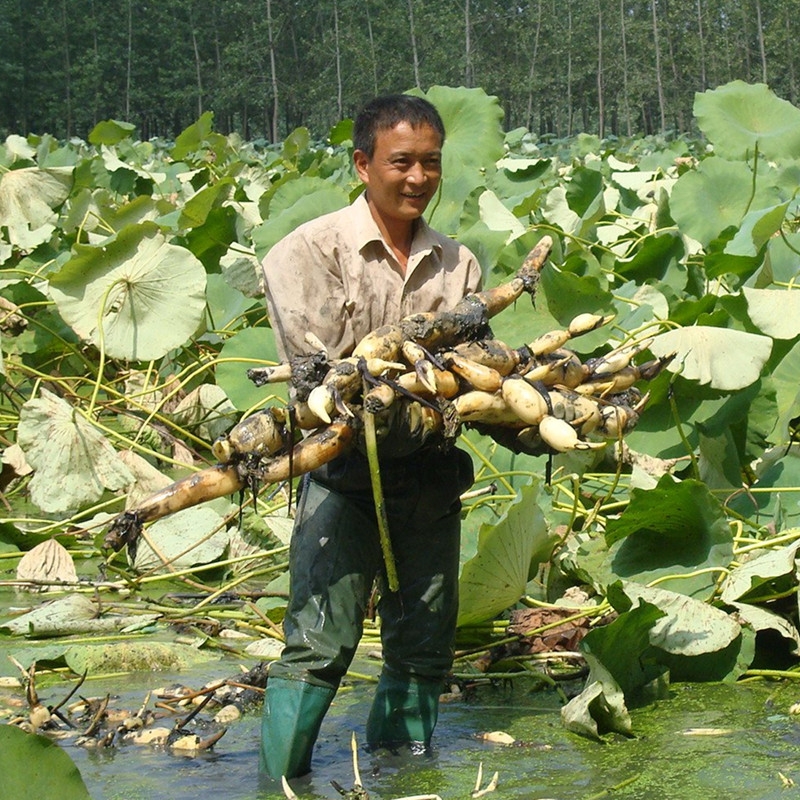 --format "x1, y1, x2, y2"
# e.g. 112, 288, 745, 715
259, 446, 472, 780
